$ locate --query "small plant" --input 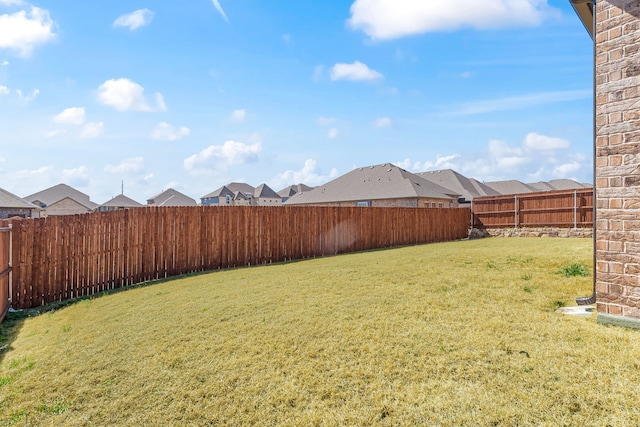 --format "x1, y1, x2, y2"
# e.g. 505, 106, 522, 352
487, 261, 497, 269
523, 286, 533, 294
550, 300, 566, 311
521, 273, 532, 281
558, 263, 589, 277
